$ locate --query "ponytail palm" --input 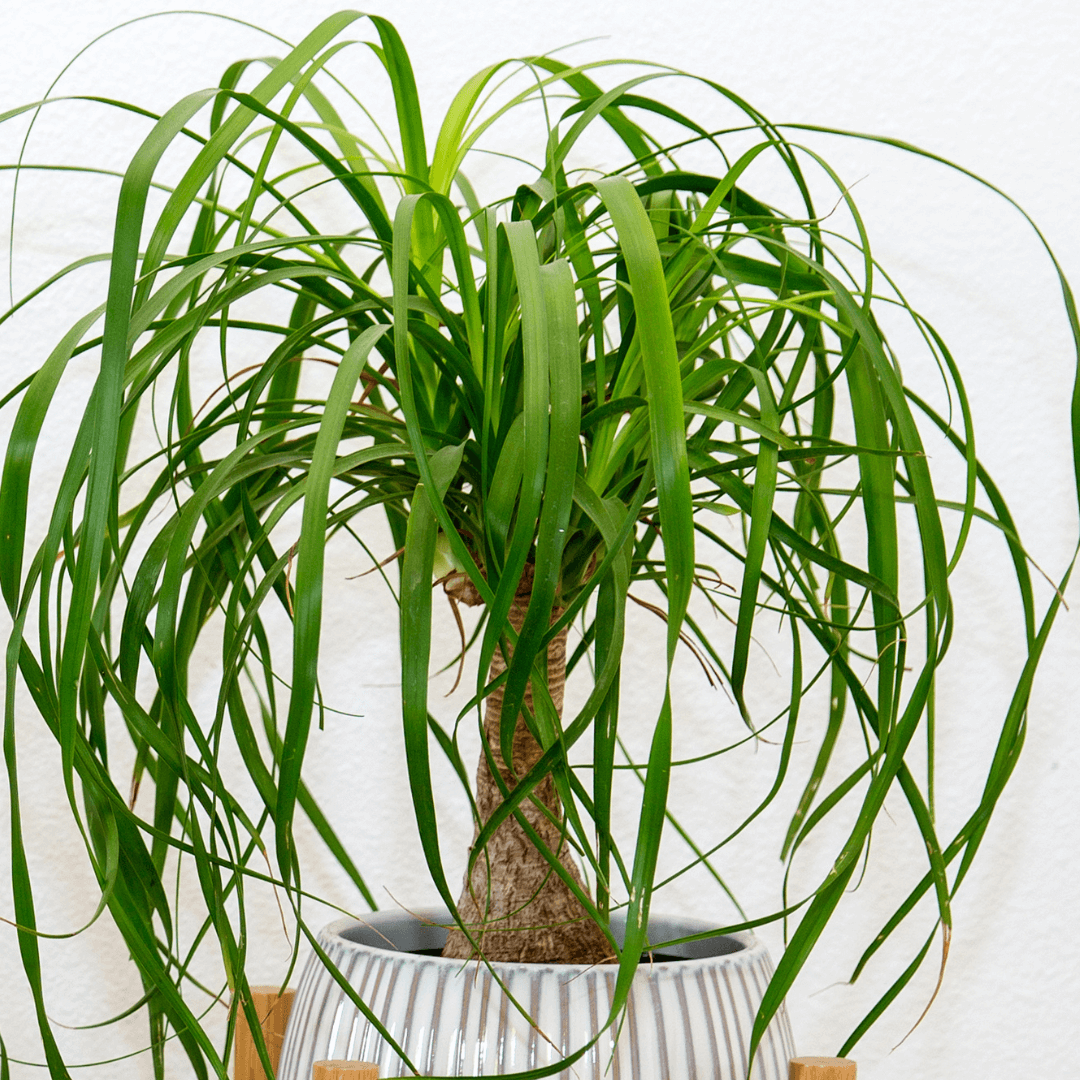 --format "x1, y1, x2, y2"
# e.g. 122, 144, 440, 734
2, 11, 1077, 1077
